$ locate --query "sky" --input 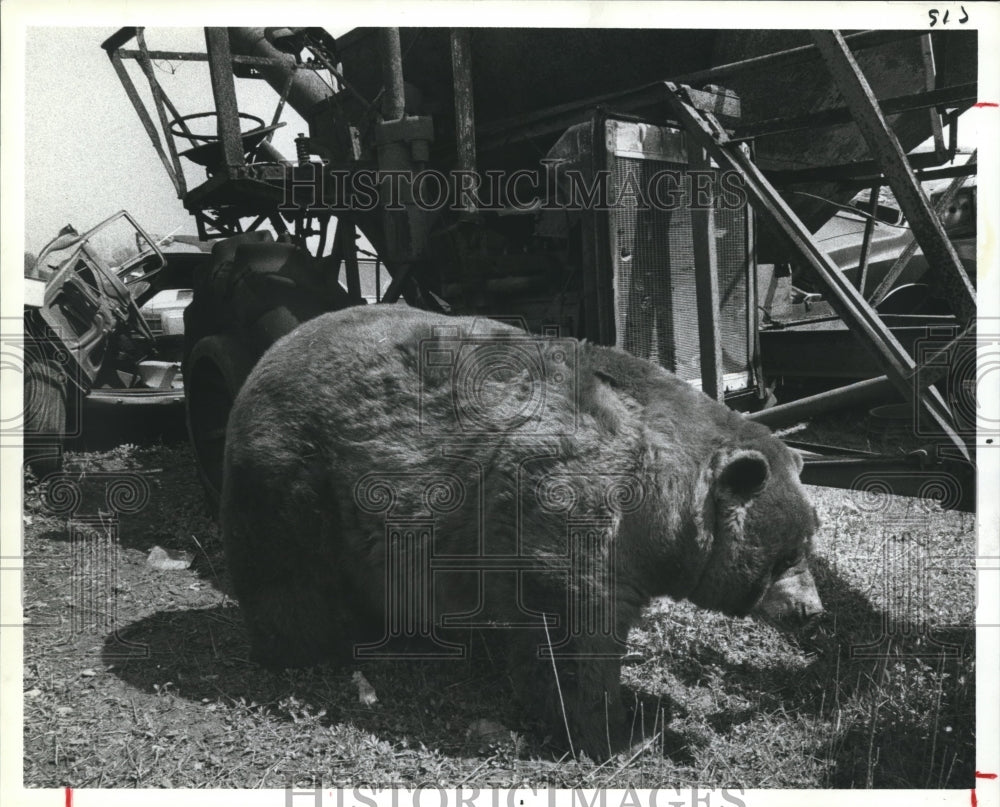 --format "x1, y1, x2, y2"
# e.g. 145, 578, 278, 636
22, 27, 322, 255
